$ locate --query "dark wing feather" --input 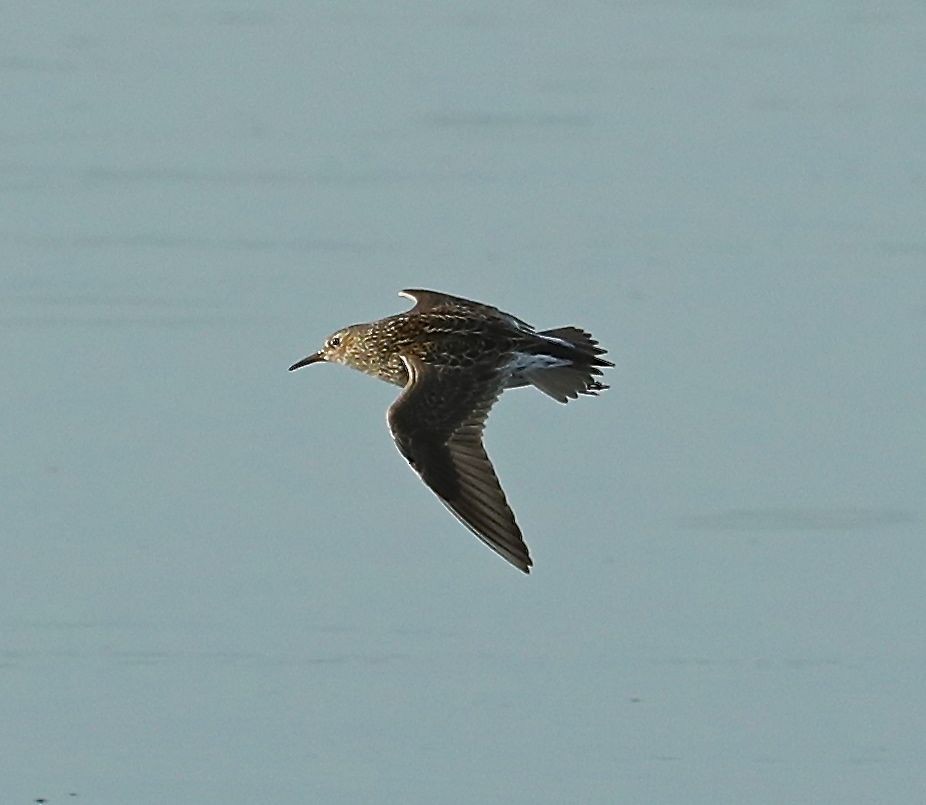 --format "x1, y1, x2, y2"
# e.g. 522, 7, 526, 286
398, 289, 535, 332
387, 354, 532, 573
